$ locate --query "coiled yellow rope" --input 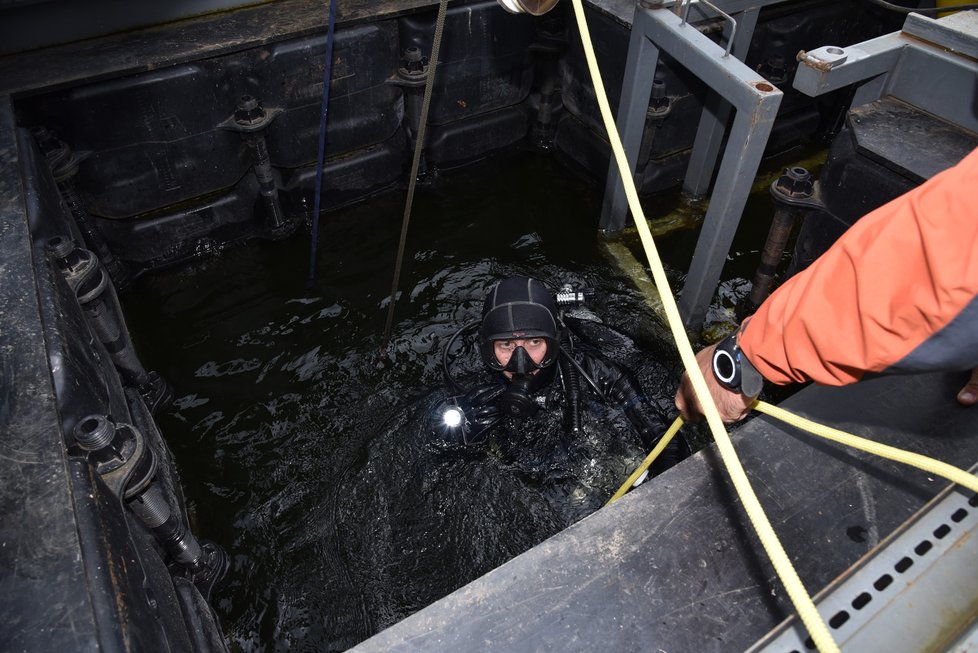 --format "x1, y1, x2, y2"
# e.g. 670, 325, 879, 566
569, 1, 839, 649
